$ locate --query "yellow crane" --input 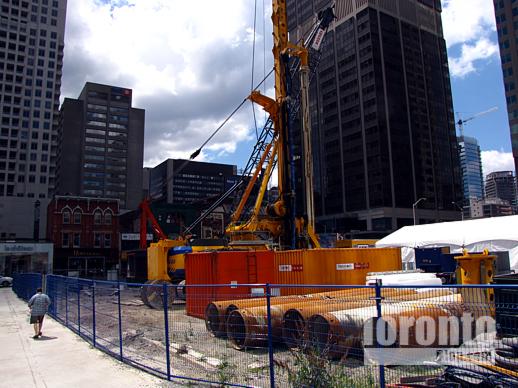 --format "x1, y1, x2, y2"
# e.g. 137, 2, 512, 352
139, 2, 335, 307
226, 2, 335, 250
